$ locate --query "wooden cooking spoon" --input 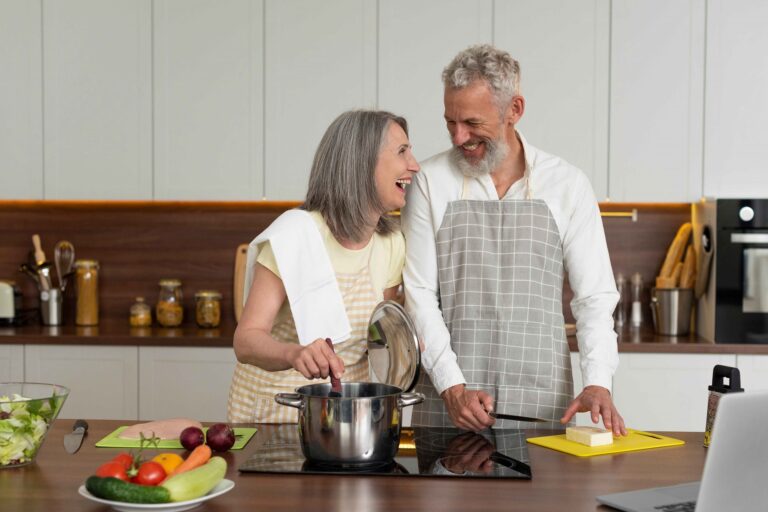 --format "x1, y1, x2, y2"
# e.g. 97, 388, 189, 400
325, 338, 342, 397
